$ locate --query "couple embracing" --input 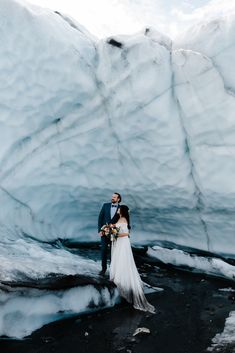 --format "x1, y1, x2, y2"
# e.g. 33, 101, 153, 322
98, 192, 156, 313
